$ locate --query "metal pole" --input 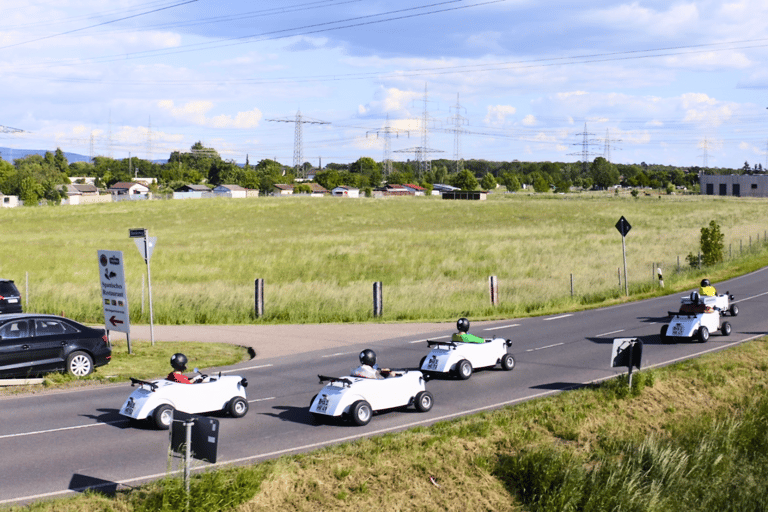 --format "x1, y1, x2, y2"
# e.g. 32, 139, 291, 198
622, 235, 629, 296
184, 420, 192, 511
570, 273, 574, 297
141, 274, 145, 317
25, 271, 28, 310
373, 282, 383, 317
254, 279, 264, 318
489, 276, 498, 305
627, 342, 634, 389
145, 234, 155, 346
